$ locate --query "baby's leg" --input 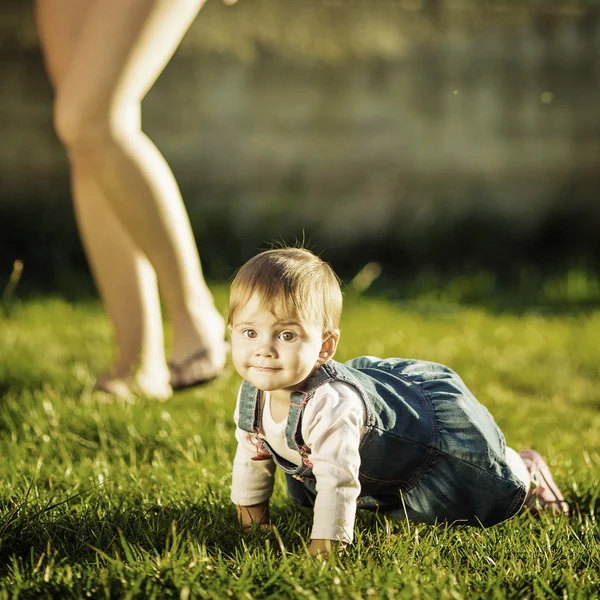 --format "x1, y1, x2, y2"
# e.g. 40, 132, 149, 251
505, 447, 531, 489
